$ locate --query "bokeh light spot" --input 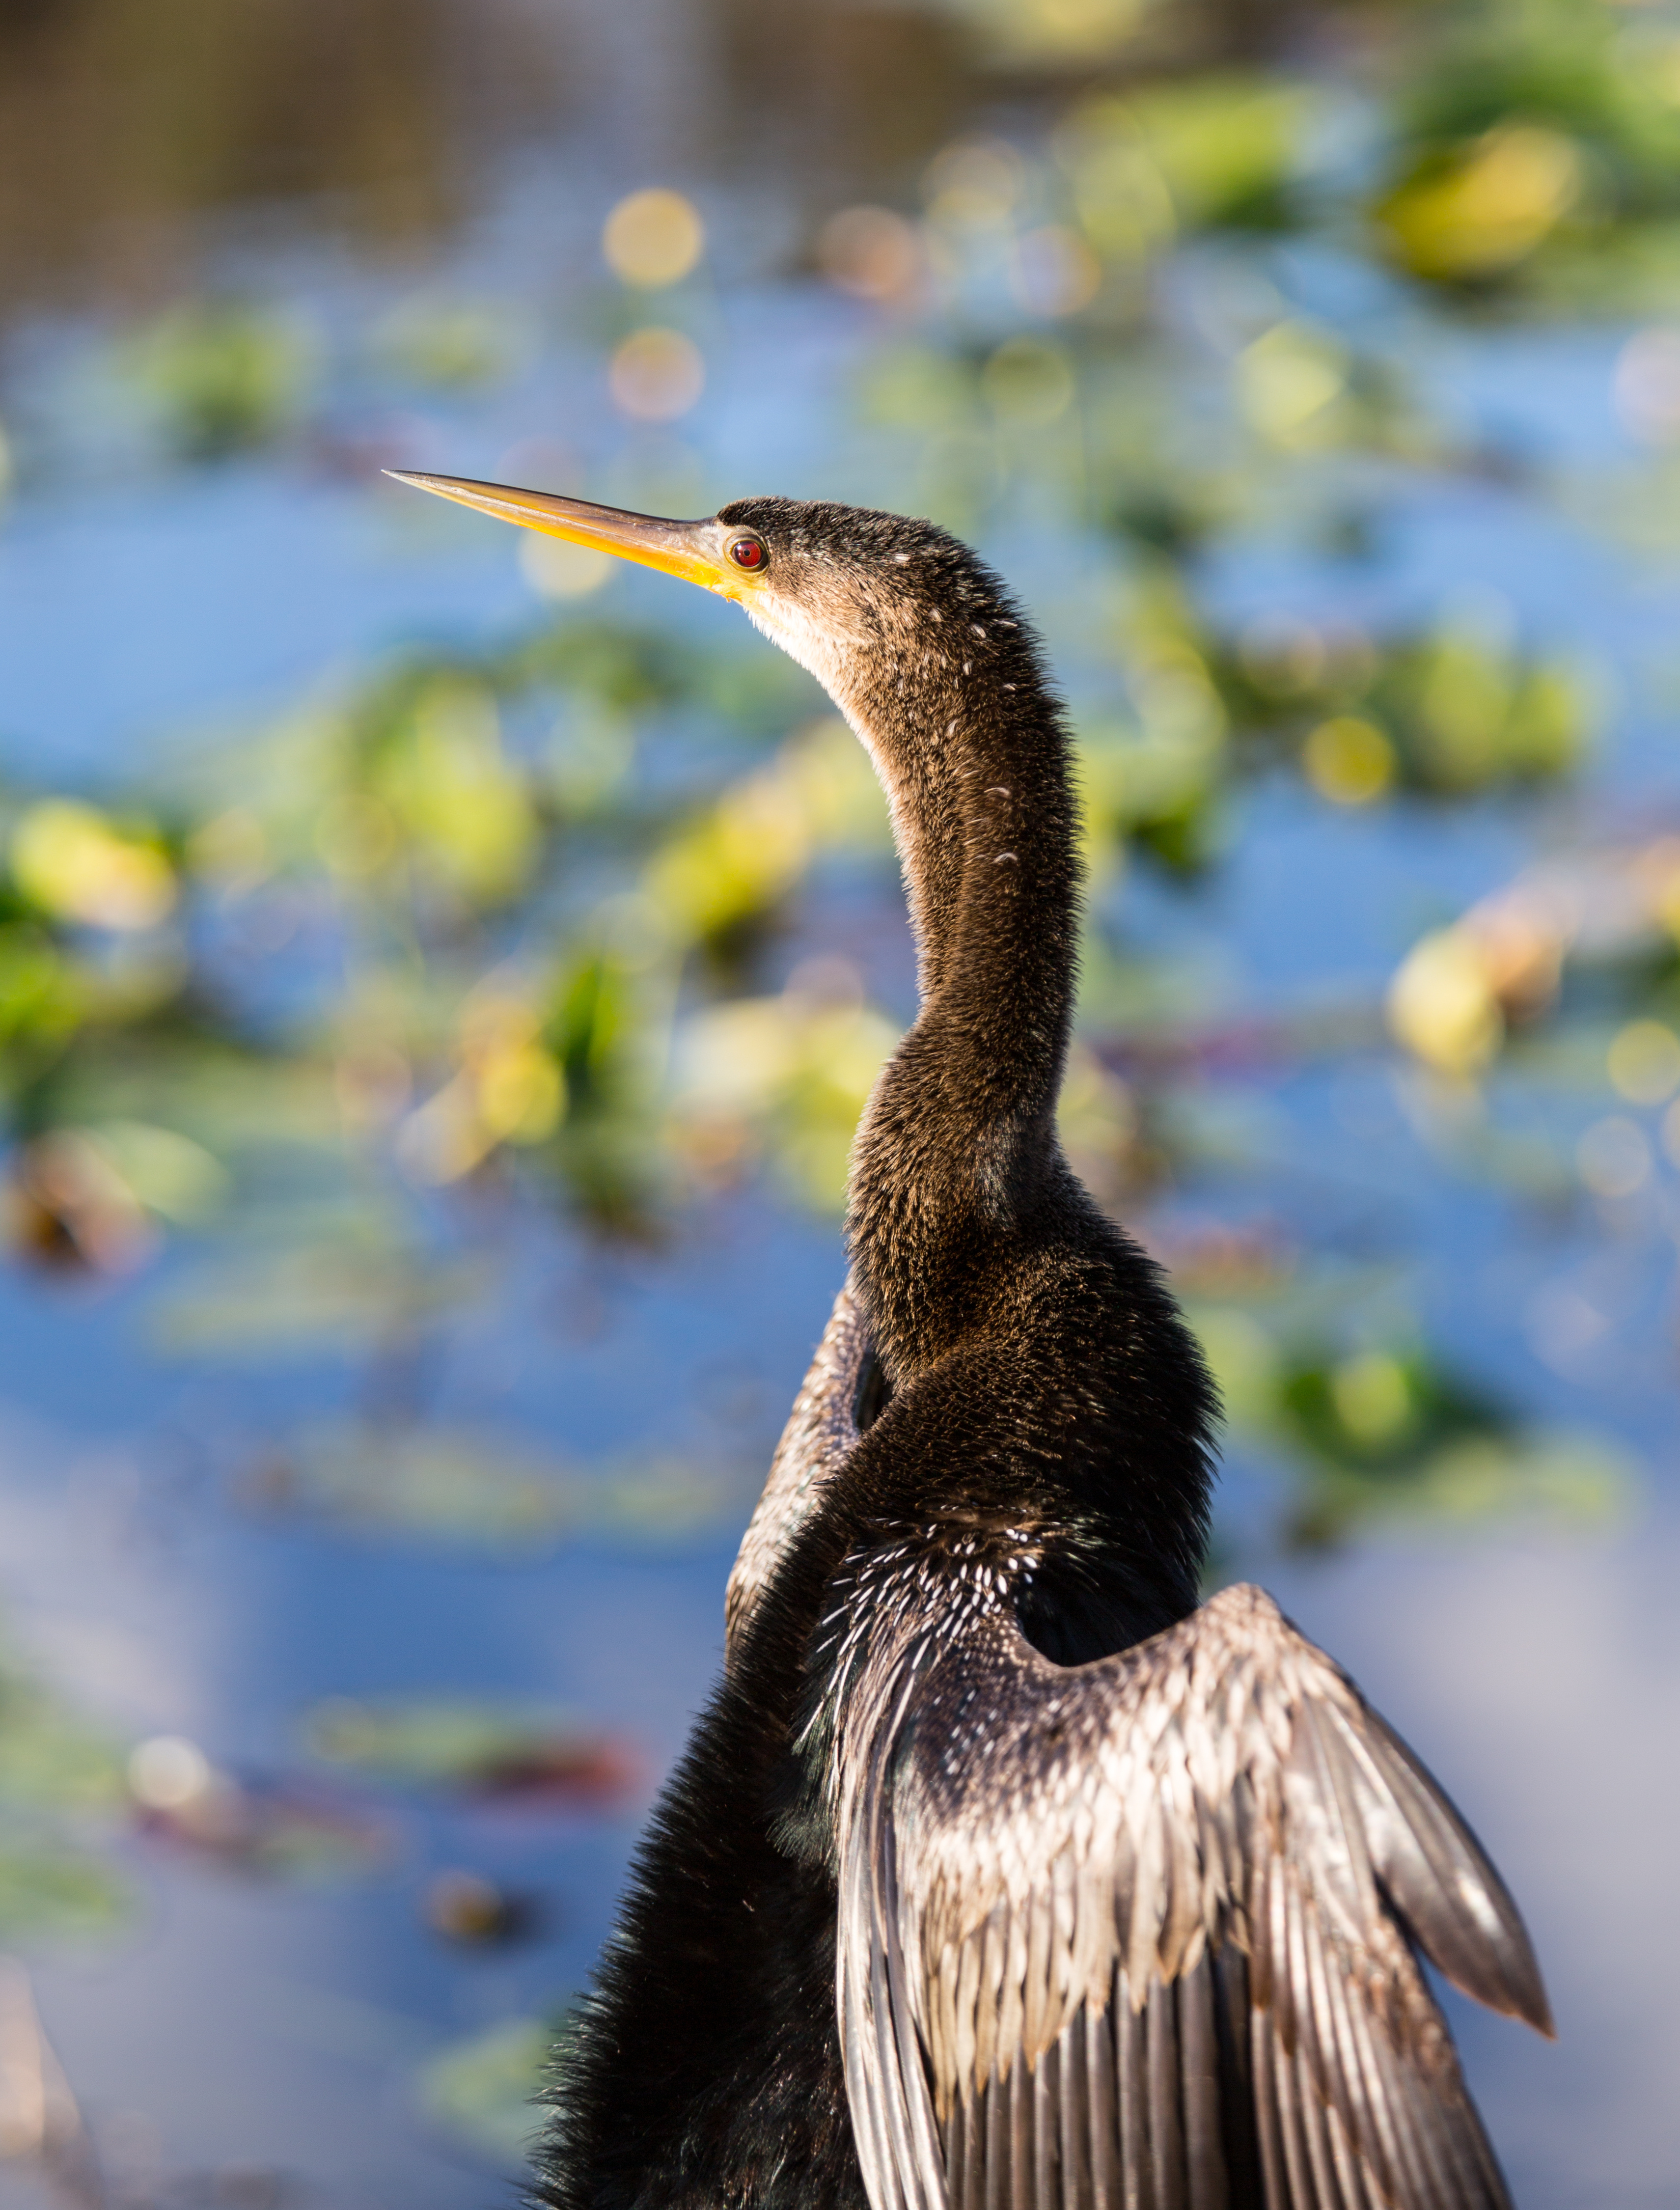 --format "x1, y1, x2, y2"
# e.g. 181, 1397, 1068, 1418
1615, 328, 1680, 443
1302, 716, 1395, 806
1237, 321, 1347, 443
1011, 225, 1102, 317
520, 534, 614, 599
924, 138, 1023, 229
1387, 929, 1502, 1076
819, 207, 923, 303
1607, 1019, 1680, 1105
602, 189, 705, 288
1056, 104, 1176, 262
1577, 1115, 1651, 1199
129, 1736, 211, 1810
608, 328, 705, 421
